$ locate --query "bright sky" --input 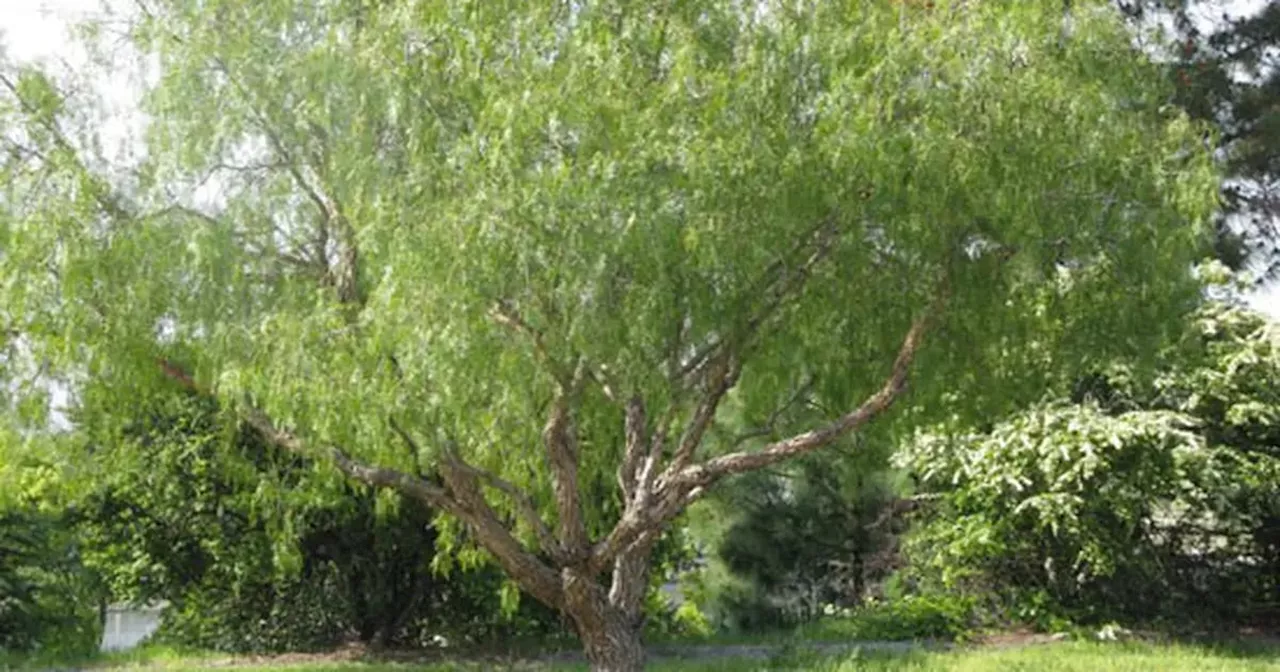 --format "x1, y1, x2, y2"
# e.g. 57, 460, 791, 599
2, 0, 1278, 315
